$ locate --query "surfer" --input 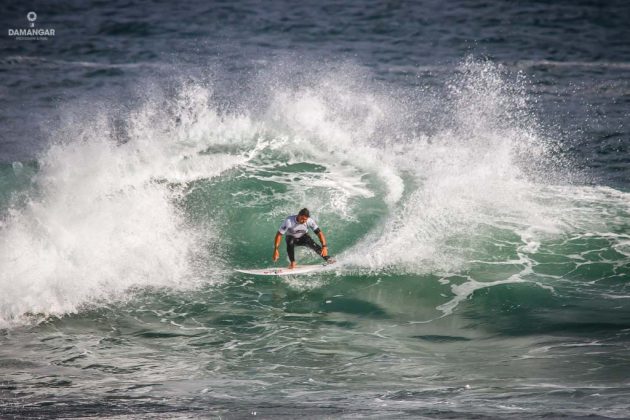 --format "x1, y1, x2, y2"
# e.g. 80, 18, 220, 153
272, 208, 331, 269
